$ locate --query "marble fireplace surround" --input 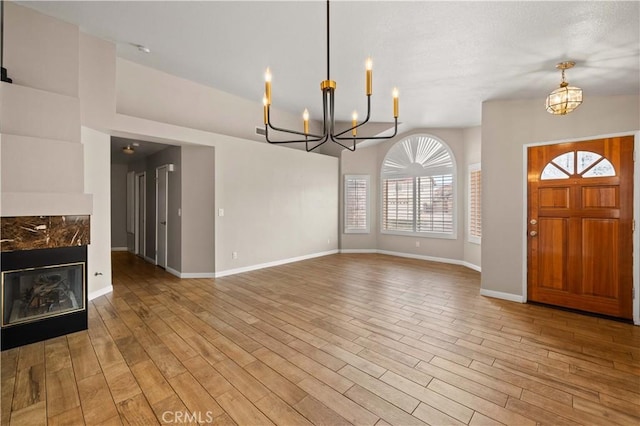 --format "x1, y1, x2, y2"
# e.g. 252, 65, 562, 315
1, 215, 90, 252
